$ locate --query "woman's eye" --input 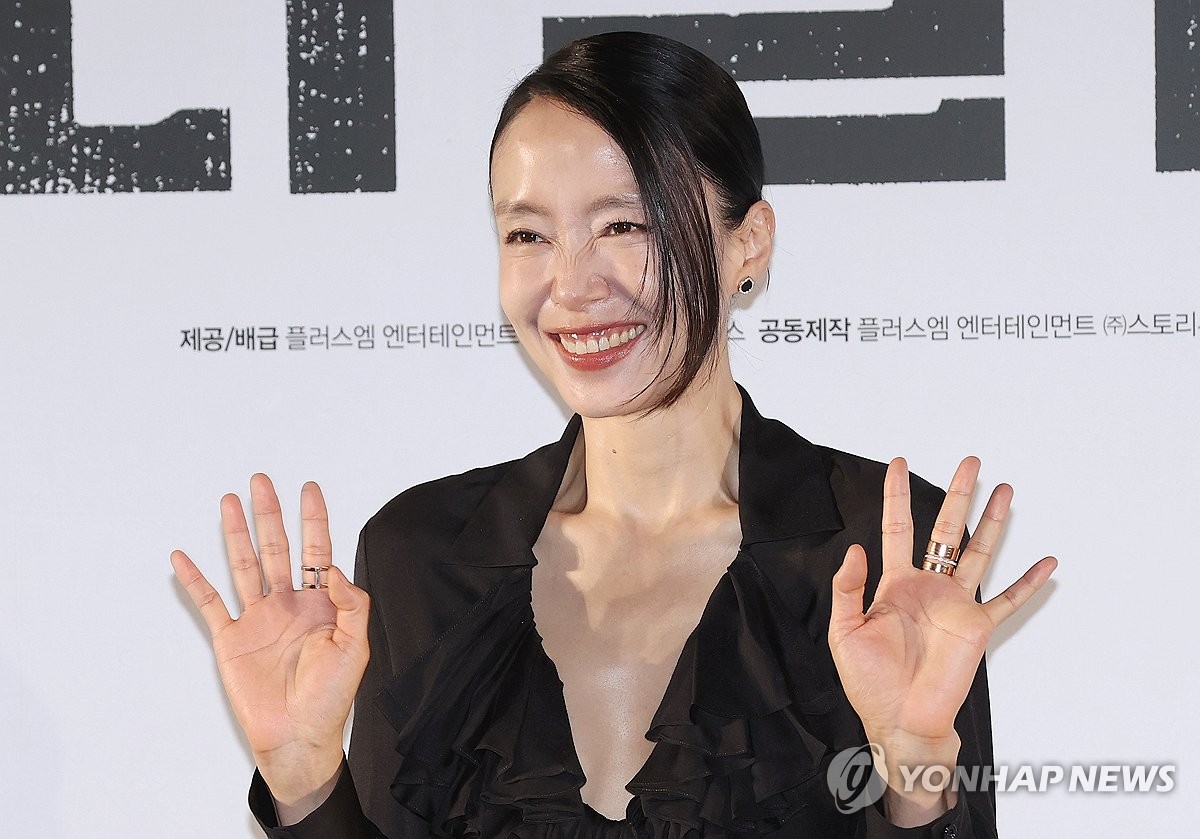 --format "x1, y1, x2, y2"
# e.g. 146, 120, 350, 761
505, 229, 543, 245
605, 220, 645, 236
